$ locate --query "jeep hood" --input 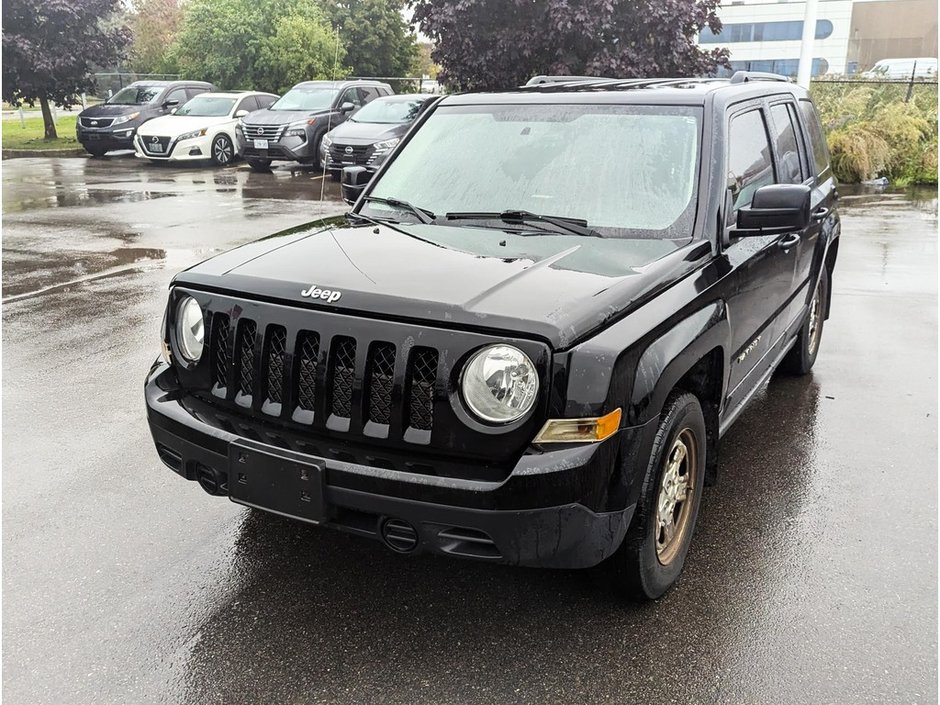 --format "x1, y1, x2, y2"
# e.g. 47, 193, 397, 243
173, 221, 707, 348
